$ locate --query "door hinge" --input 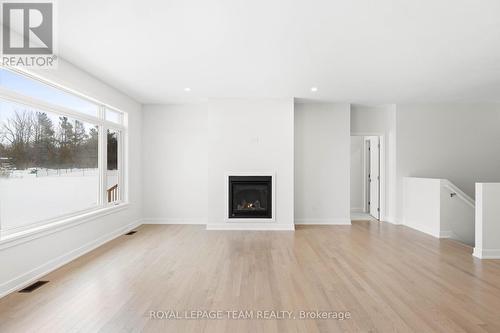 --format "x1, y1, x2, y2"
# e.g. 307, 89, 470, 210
377, 208, 380, 212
